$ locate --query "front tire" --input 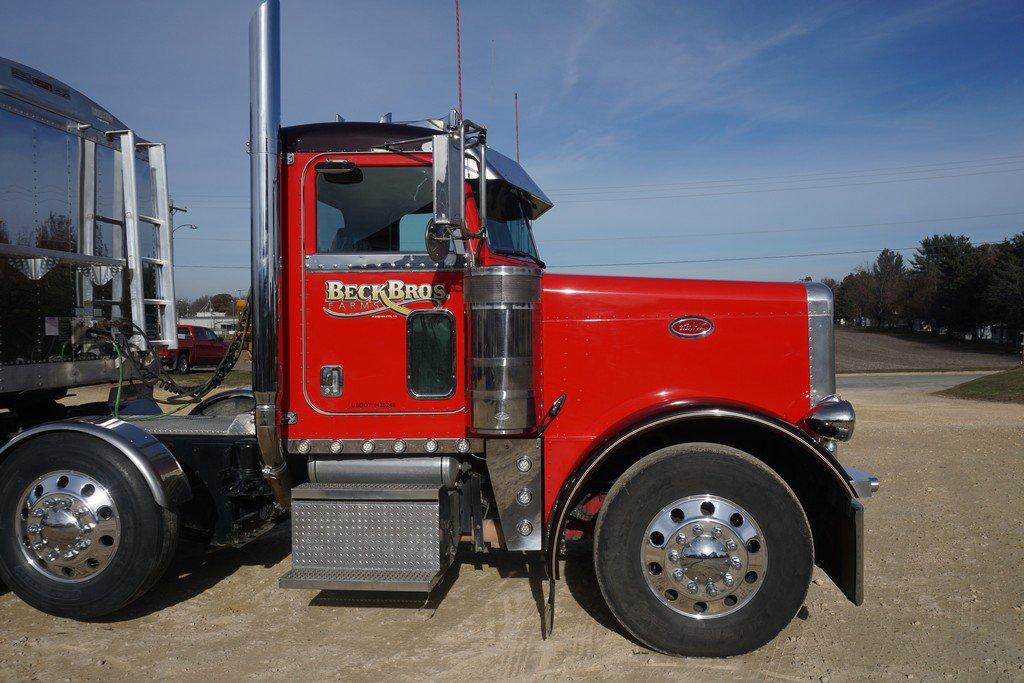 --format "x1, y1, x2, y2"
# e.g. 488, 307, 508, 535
0, 434, 178, 619
594, 443, 812, 657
